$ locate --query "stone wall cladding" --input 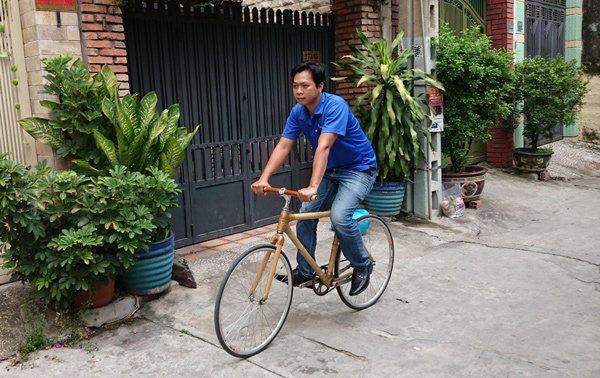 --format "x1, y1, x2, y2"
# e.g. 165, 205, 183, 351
19, 0, 82, 168
241, 0, 330, 13
80, 0, 129, 94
